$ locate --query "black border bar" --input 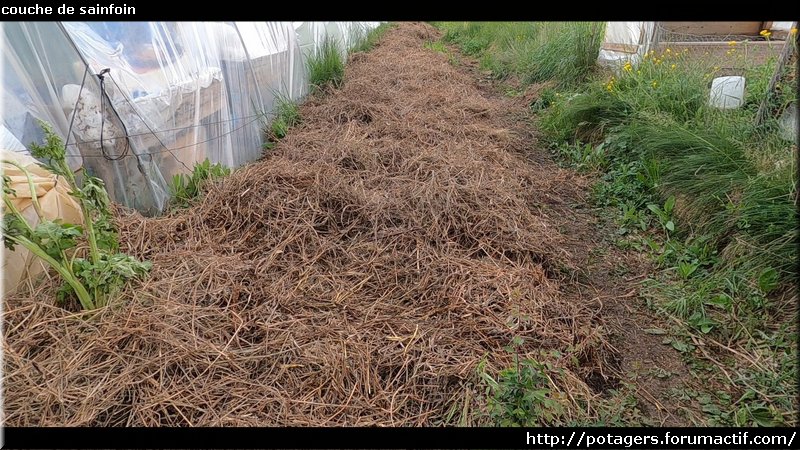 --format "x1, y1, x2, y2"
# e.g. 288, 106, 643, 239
3, 427, 799, 449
